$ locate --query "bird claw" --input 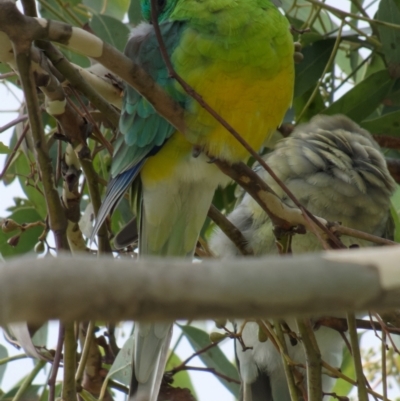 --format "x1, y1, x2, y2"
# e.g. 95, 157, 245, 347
192, 145, 202, 158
